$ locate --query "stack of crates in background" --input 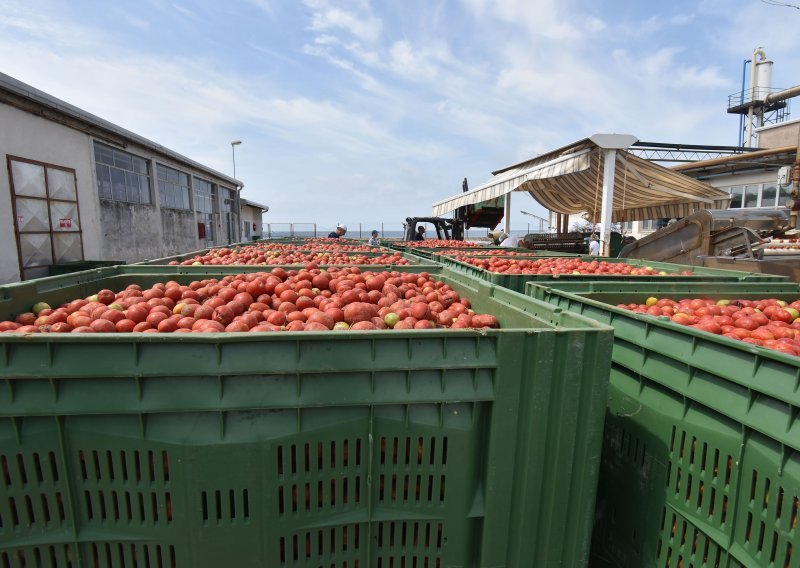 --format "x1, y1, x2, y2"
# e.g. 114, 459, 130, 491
526, 281, 800, 568
0, 264, 613, 567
